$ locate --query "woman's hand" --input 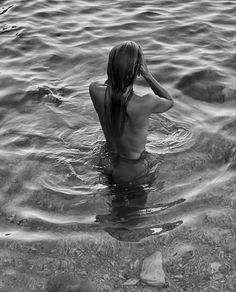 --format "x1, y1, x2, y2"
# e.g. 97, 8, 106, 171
140, 50, 150, 78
